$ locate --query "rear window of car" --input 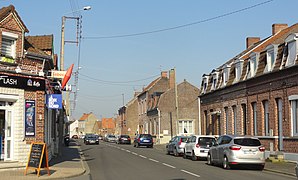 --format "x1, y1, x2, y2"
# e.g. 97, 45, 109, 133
121, 135, 130, 138
140, 134, 152, 138
198, 137, 216, 146
234, 138, 261, 146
